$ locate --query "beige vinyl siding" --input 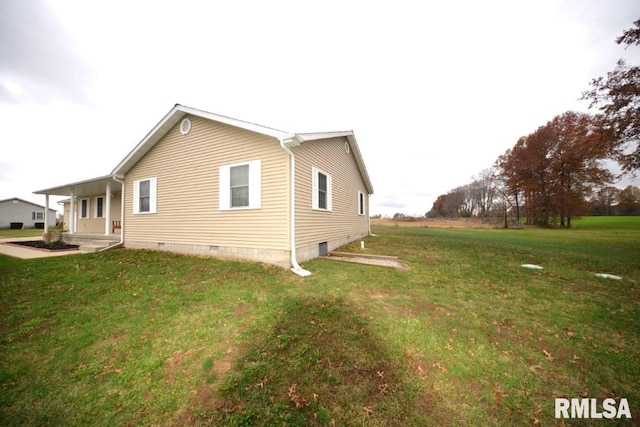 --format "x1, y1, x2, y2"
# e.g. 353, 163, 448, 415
123, 115, 290, 250
293, 137, 369, 247
63, 193, 121, 234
